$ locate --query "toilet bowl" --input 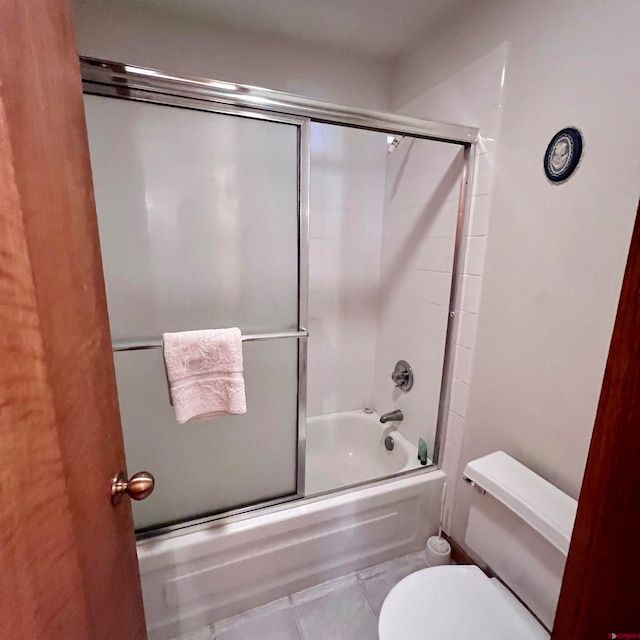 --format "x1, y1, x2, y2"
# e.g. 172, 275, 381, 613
379, 565, 548, 639
379, 451, 577, 639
